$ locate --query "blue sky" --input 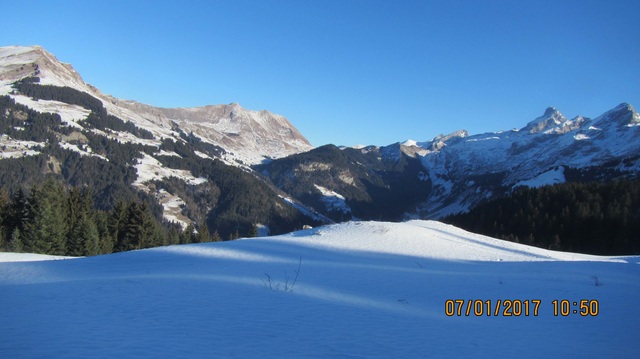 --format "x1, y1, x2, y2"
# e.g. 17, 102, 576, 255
2, 0, 639, 146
